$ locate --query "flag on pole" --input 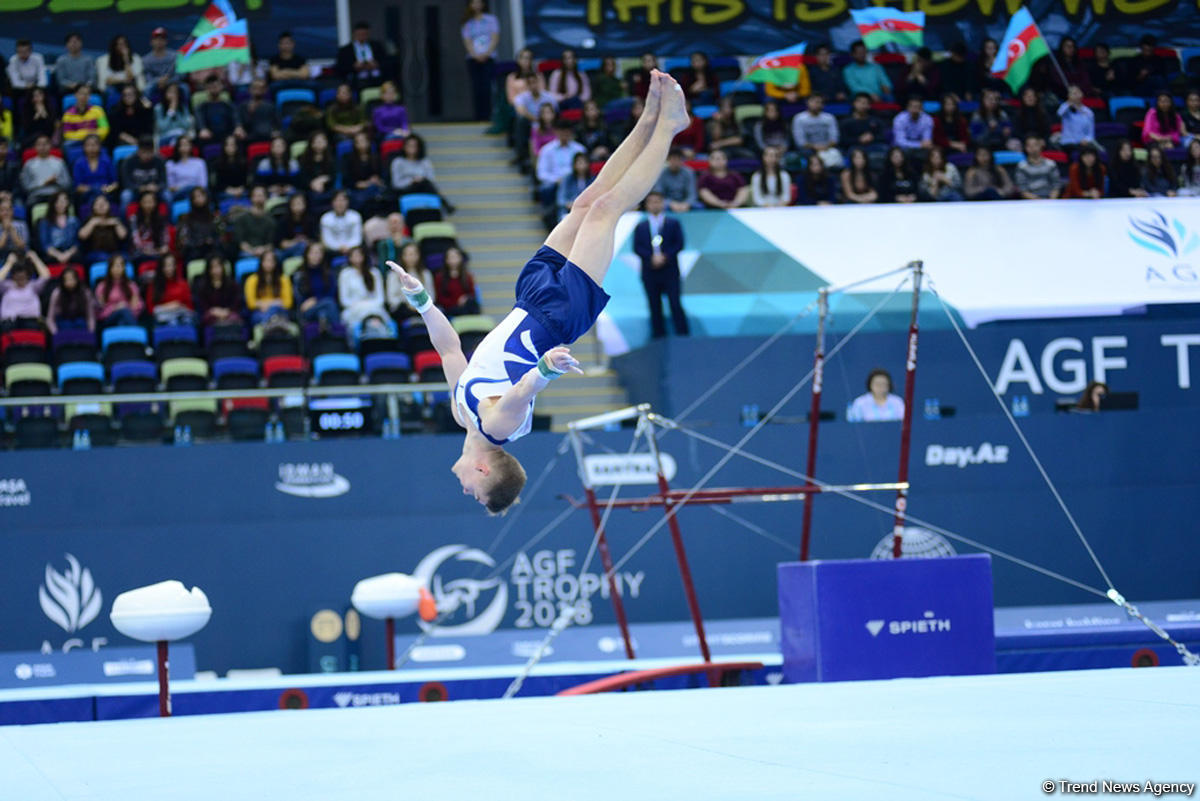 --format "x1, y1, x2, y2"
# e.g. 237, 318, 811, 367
990, 7, 1050, 93
177, 0, 250, 74
745, 43, 807, 85
849, 8, 925, 50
